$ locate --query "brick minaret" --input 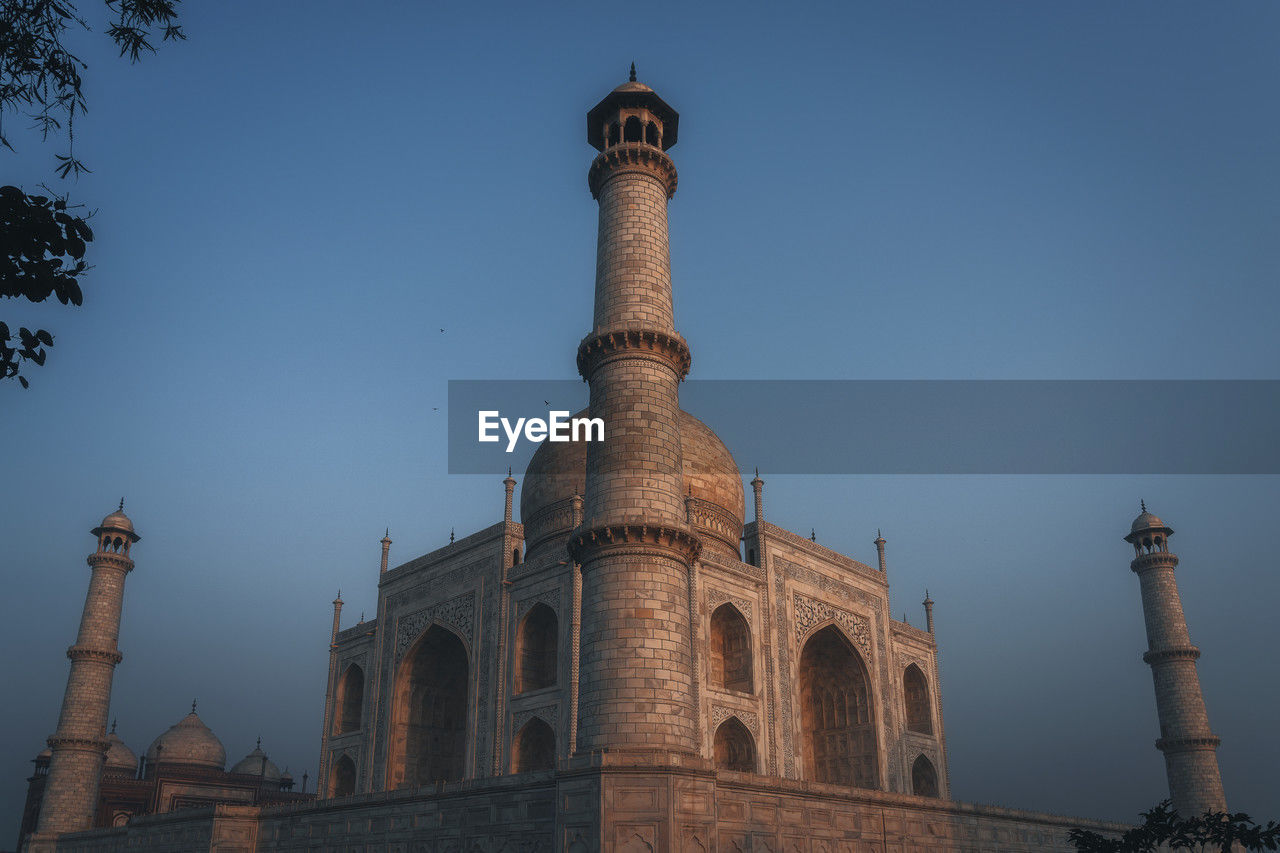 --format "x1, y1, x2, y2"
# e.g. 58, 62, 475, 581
568, 67, 702, 755
1125, 504, 1226, 817
33, 503, 140, 840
